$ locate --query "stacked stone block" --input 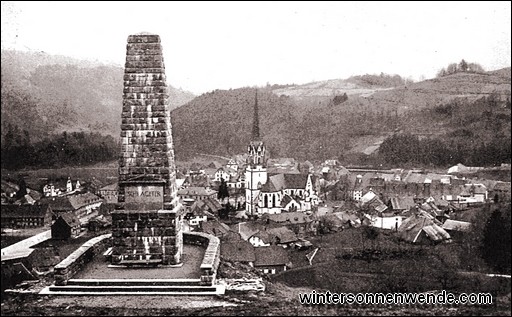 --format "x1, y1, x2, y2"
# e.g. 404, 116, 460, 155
111, 211, 181, 266
113, 33, 183, 266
